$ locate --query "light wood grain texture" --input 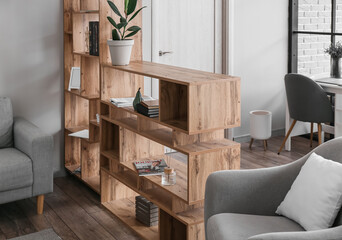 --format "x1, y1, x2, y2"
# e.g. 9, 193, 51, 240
65, 131, 81, 168
187, 223, 205, 240
172, 129, 224, 147
81, 57, 100, 98
188, 146, 240, 203
99, 0, 142, 65
102, 198, 158, 240
159, 209, 186, 240
37, 195, 44, 215
80, 0, 99, 11
72, 13, 99, 53
101, 67, 144, 101
65, 92, 89, 129
81, 141, 100, 178
188, 80, 241, 133
64, 12, 73, 35
104, 61, 239, 86
119, 128, 164, 162
64, 34, 74, 90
